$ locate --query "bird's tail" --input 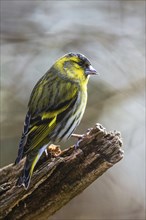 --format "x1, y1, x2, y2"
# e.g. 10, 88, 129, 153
15, 134, 27, 165
16, 153, 35, 189
16, 162, 32, 190
16, 145, 47, 189
15, 113, 31, 165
